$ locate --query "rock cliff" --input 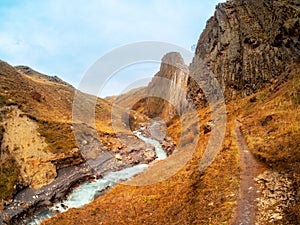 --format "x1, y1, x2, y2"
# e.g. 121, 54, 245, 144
1, 106, 57, 189
188, 0, 300, 107
145, 52, 190, 121
130, 1, 300, 118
